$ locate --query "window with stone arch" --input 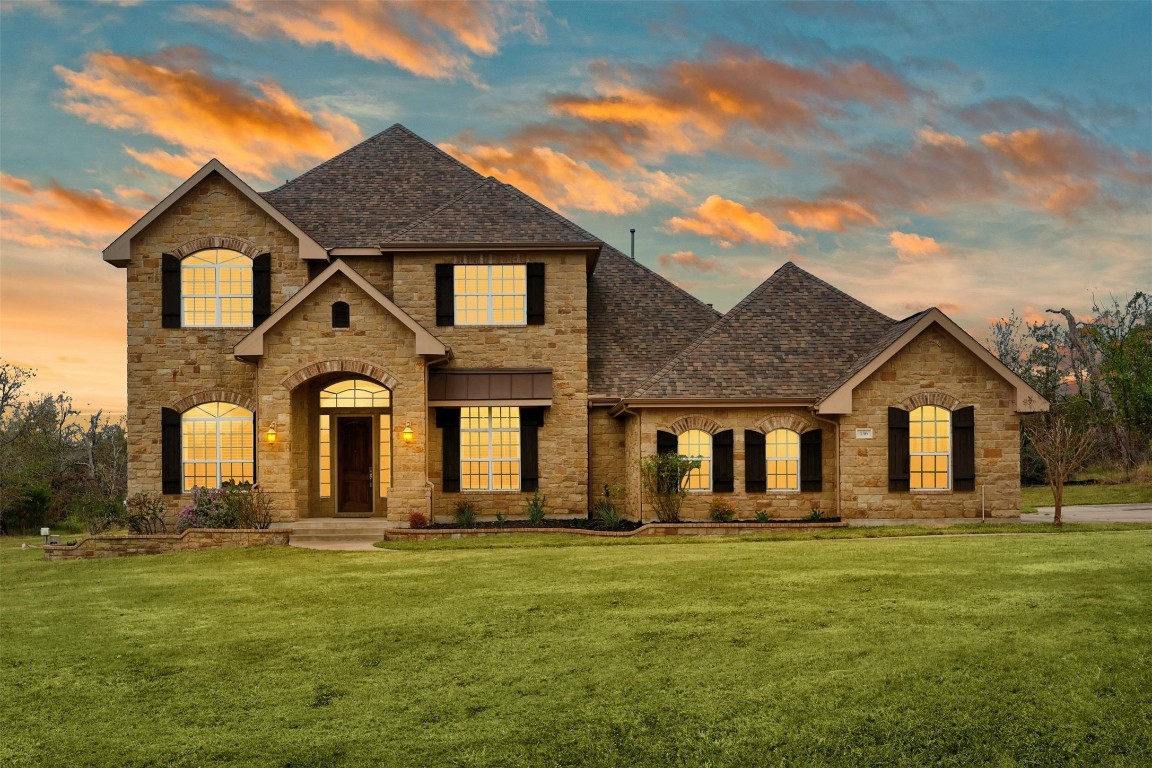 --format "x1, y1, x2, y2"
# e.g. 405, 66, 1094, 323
181, 248, 253, 327
318, 378, 392, 500
678, 429, 711, 491
765, 428, 800, 491
910, 405, 951, 490
181, 402, 254, 491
